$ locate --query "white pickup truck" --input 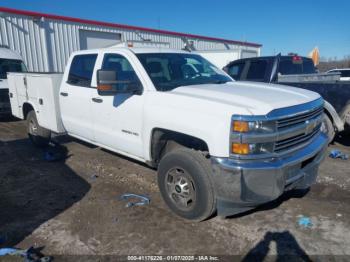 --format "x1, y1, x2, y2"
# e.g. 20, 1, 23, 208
8, 46, 328, 221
